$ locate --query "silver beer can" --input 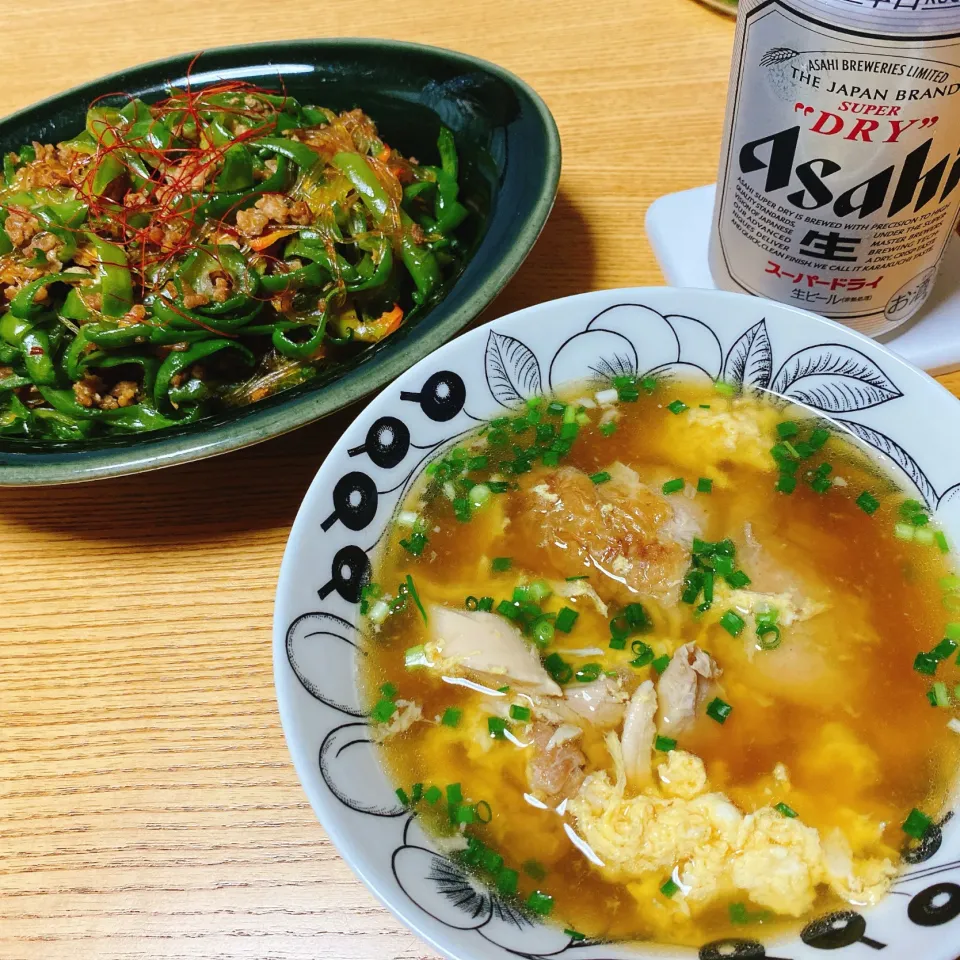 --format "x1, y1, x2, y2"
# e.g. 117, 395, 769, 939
708, 0, 960, 335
